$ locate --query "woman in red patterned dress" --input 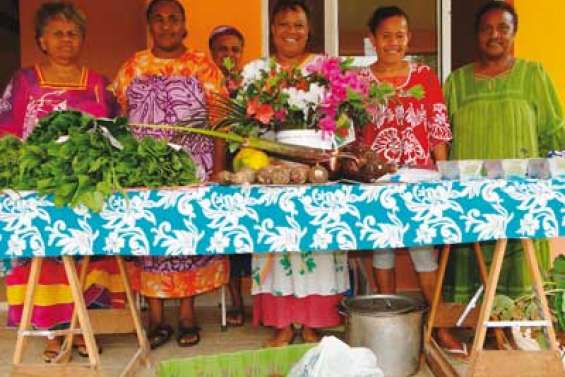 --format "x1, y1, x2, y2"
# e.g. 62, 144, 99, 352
359, 6, 465, 355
